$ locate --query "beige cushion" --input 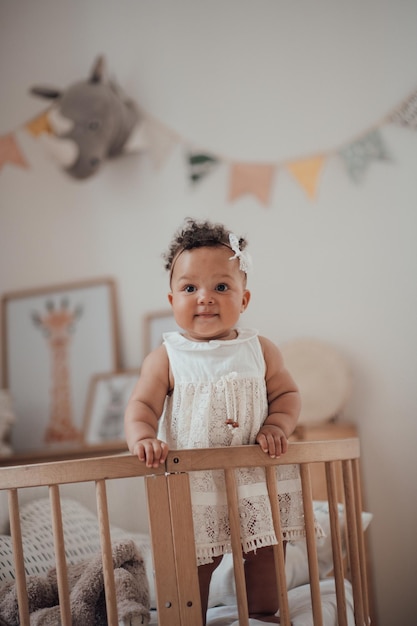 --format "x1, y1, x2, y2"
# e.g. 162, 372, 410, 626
281, 338, 352, 425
